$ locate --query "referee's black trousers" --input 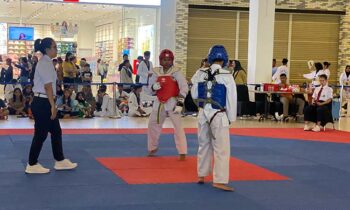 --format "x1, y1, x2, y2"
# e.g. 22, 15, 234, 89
28, 97, 65, 166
